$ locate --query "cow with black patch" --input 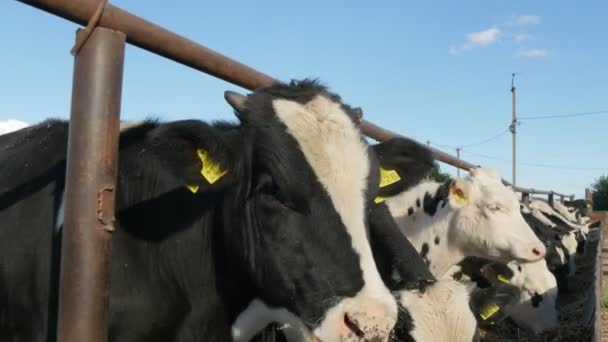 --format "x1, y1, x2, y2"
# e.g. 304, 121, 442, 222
529, 199, 589, 256
520, 202, 577, 282
250, 201, 480, 342
0, 79, 435, 341
380, 167, 546, 278
451, 257, 559, 334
